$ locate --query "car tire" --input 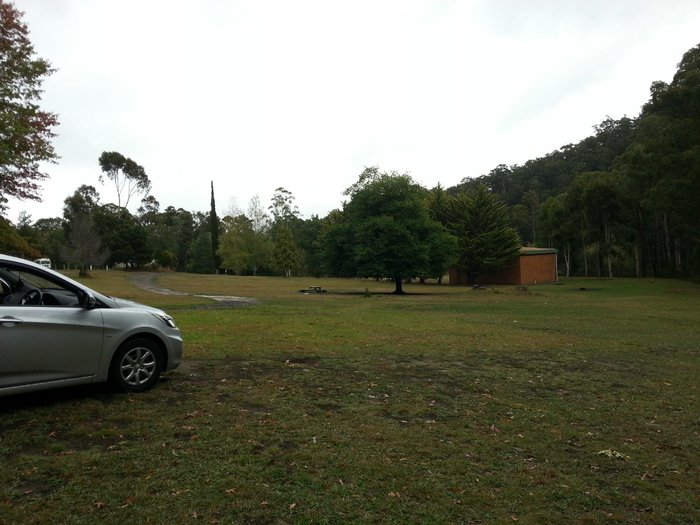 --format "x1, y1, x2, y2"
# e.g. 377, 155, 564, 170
109, 338, 163, 393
